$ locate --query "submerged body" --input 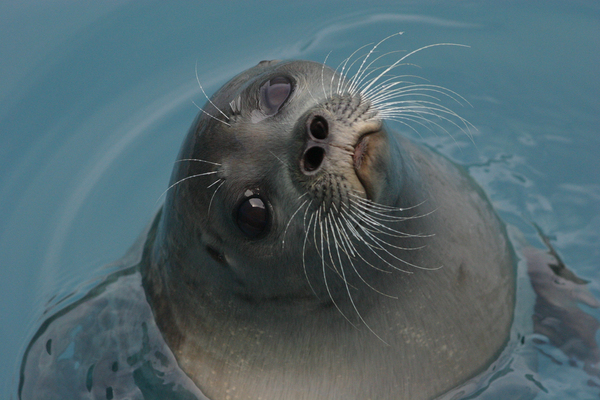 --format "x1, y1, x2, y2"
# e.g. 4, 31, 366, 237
20, 59, 516, 399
